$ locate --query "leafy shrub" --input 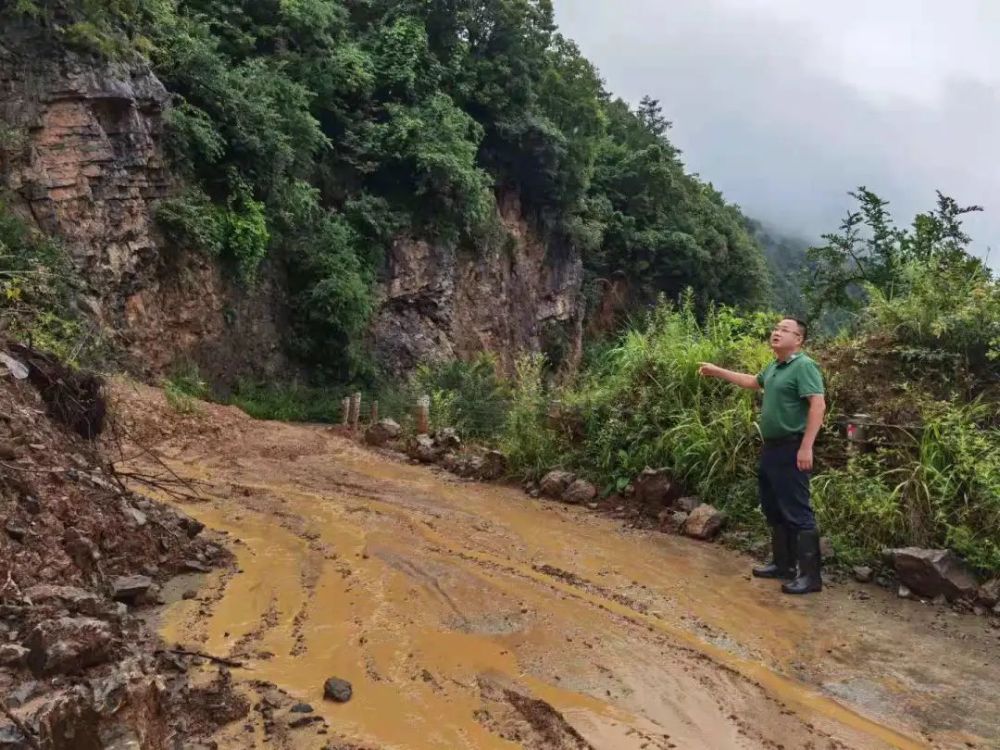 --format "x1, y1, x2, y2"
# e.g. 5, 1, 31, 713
228, 381, 346, 423
155, 188, 225, 255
